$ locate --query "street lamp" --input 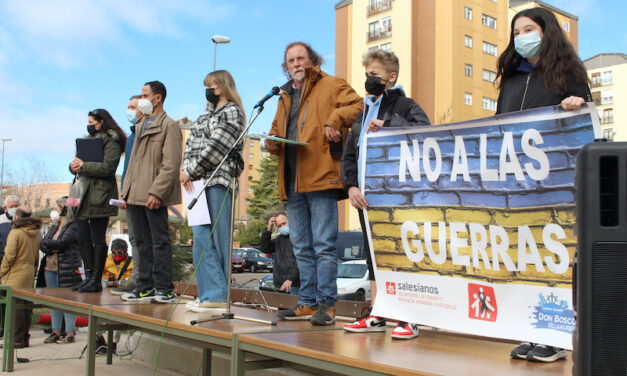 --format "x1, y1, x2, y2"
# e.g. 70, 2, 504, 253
0, 138, 12, 206
211, 34, 231, 71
